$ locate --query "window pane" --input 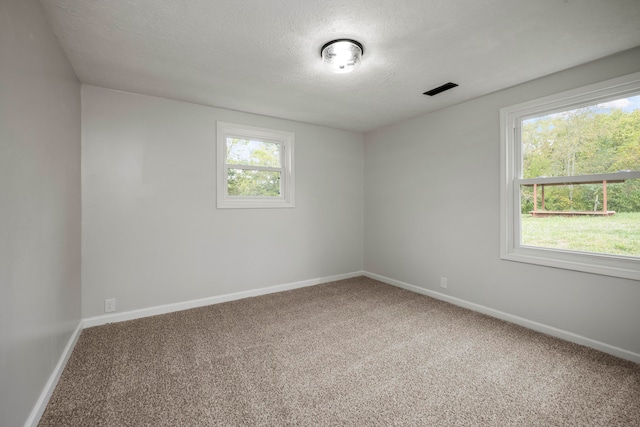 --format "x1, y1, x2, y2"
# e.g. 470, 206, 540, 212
227, 169, 281, 197
522, 94, 640, 179
520, 180, 640, 257
226, 138, 281, 168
